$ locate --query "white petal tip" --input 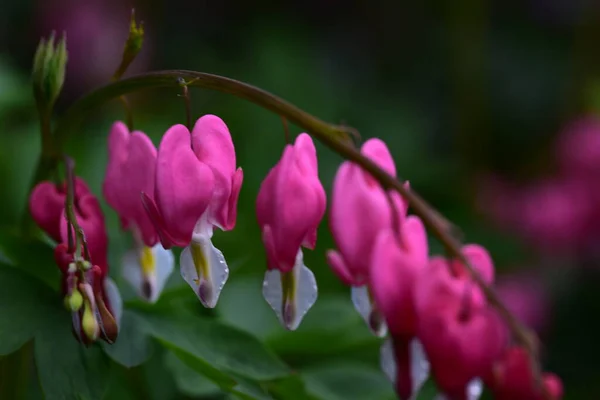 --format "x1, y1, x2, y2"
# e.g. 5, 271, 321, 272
262, 251, 317, 331
351, 285, 388, 337
180, 239, 229, 308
